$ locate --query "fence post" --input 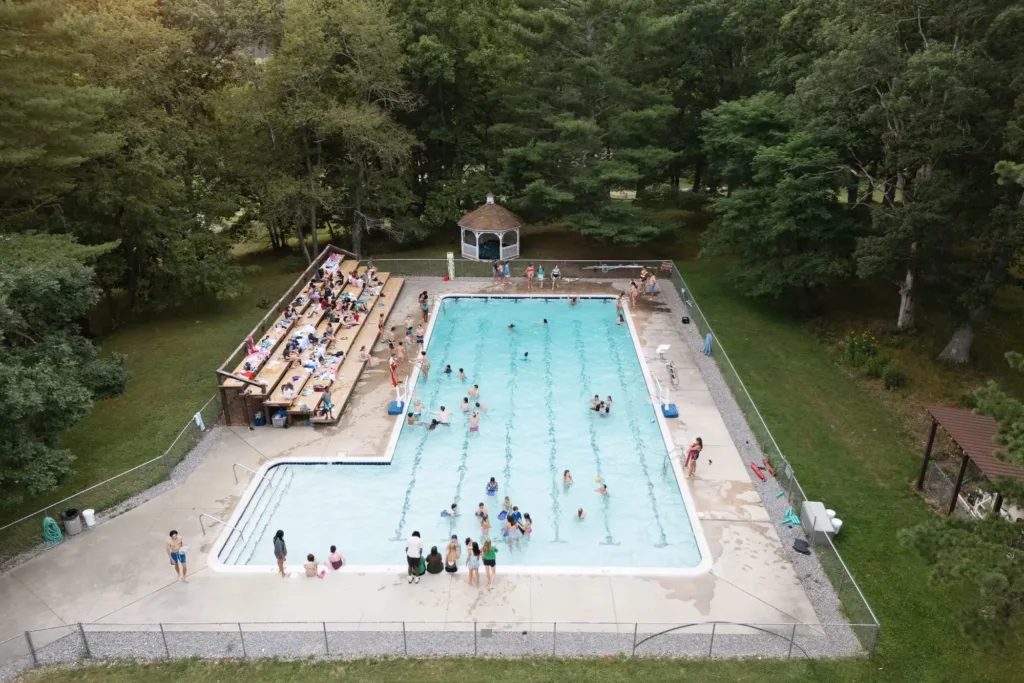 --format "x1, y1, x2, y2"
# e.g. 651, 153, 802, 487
25, 631, 37, 667
238, 623, 246, 658
402, 621, 407, 656
837, 567, 847, 601
473, 621, 478, 656
159, 623, 170, 658
161, 454, 172, 480
707, 623, 715, 658
323, 622, 329, 656
787, 623, 797, 658
78, 623, 91, 659
552, 623, 557, 656
631, 623, 638, 656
